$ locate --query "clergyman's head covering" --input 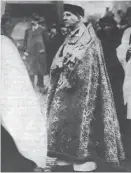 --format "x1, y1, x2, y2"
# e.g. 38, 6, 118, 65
64, 1, 84, 17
